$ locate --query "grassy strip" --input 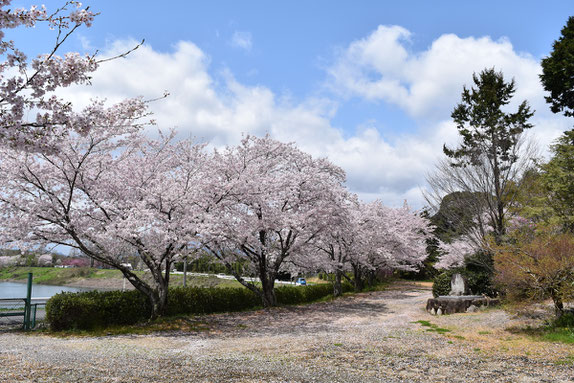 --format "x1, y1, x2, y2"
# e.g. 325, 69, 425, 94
0, 266, 247, 289
0, 267, 107, 285
507, 313, 574, 345
413, 320, 452, 334
510, 325, 574, 344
